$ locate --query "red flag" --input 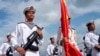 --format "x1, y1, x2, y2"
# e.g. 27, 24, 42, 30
60, 0, 82, 56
